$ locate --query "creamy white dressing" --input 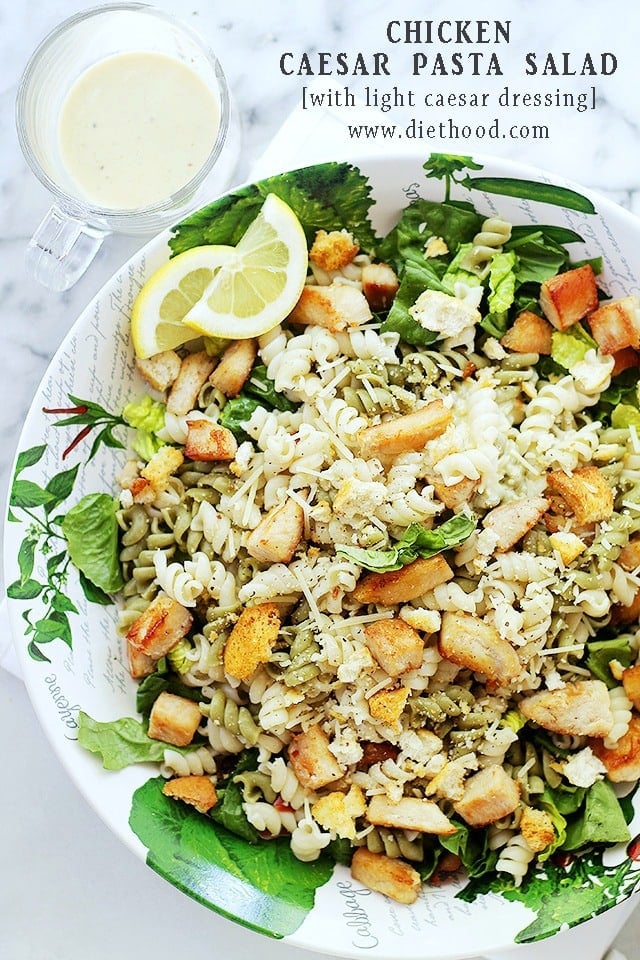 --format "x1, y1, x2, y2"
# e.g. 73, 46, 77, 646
58, 52, 221, 210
